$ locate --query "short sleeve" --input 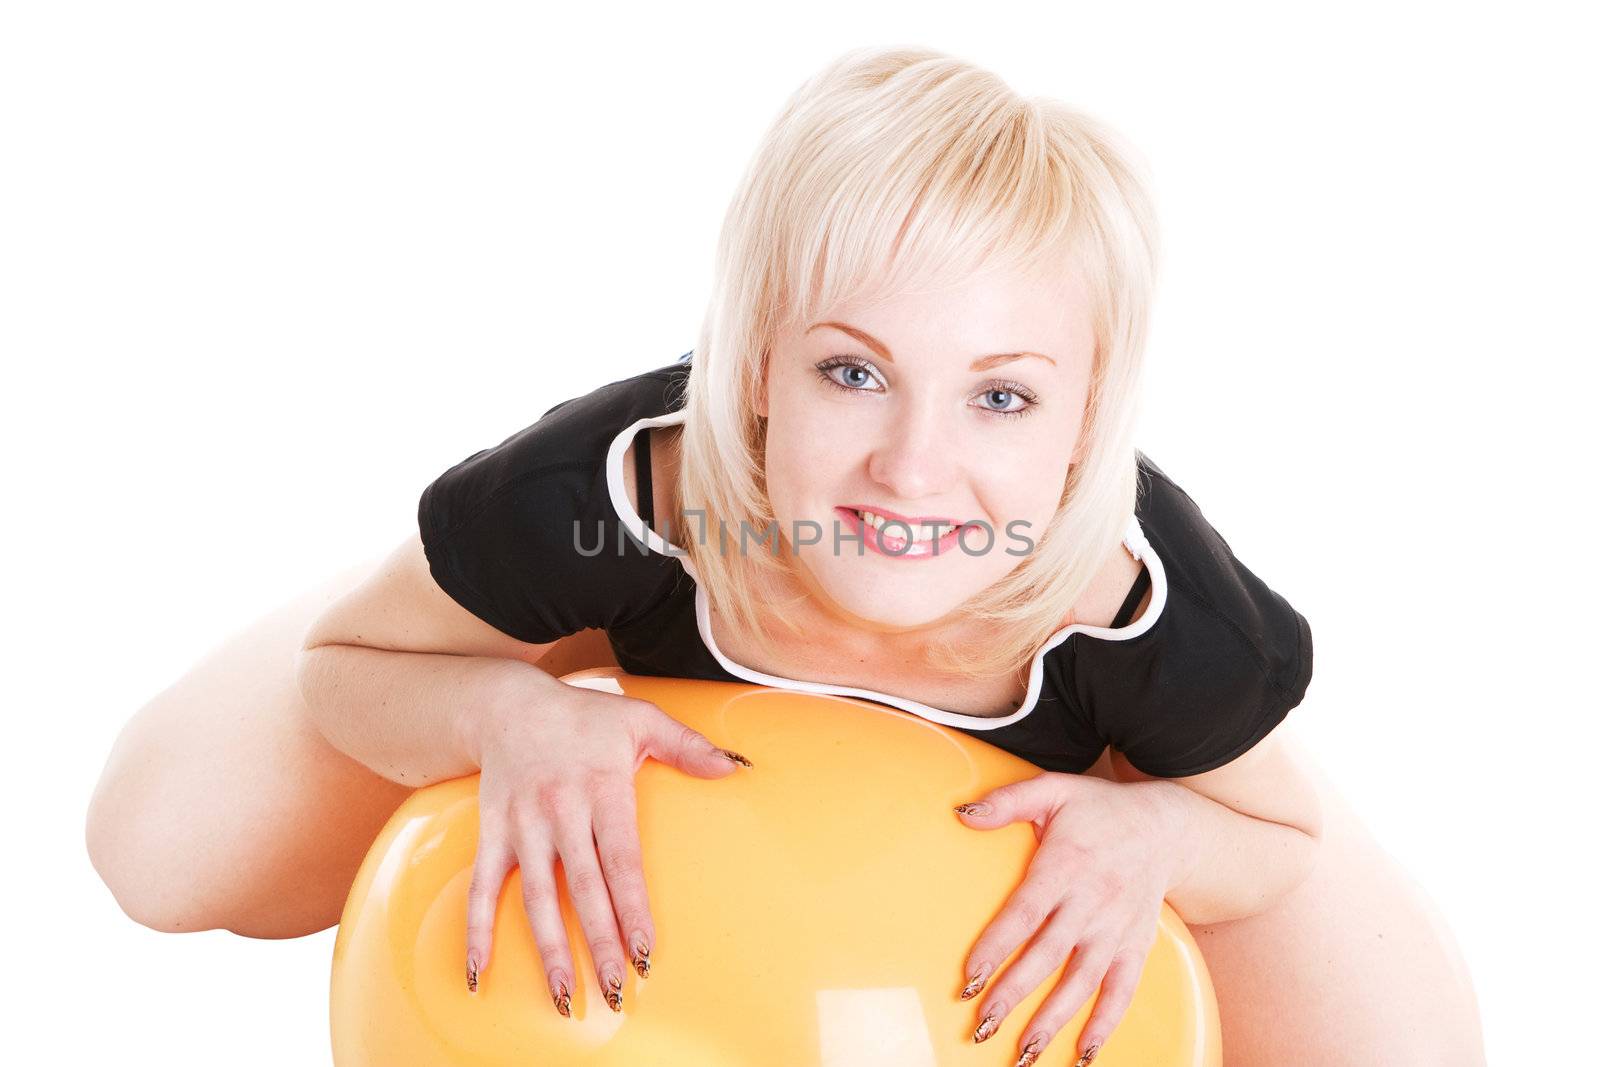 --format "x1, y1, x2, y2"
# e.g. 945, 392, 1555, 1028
416, 366, 686, 646
1067, 456, 1315, 778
